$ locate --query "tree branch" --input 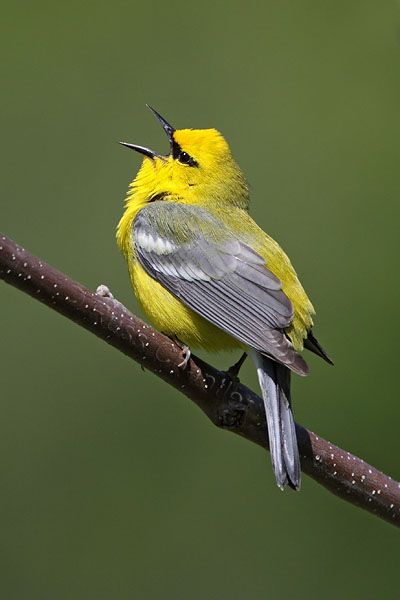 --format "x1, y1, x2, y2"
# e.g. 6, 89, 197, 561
1, 233, 399, 527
